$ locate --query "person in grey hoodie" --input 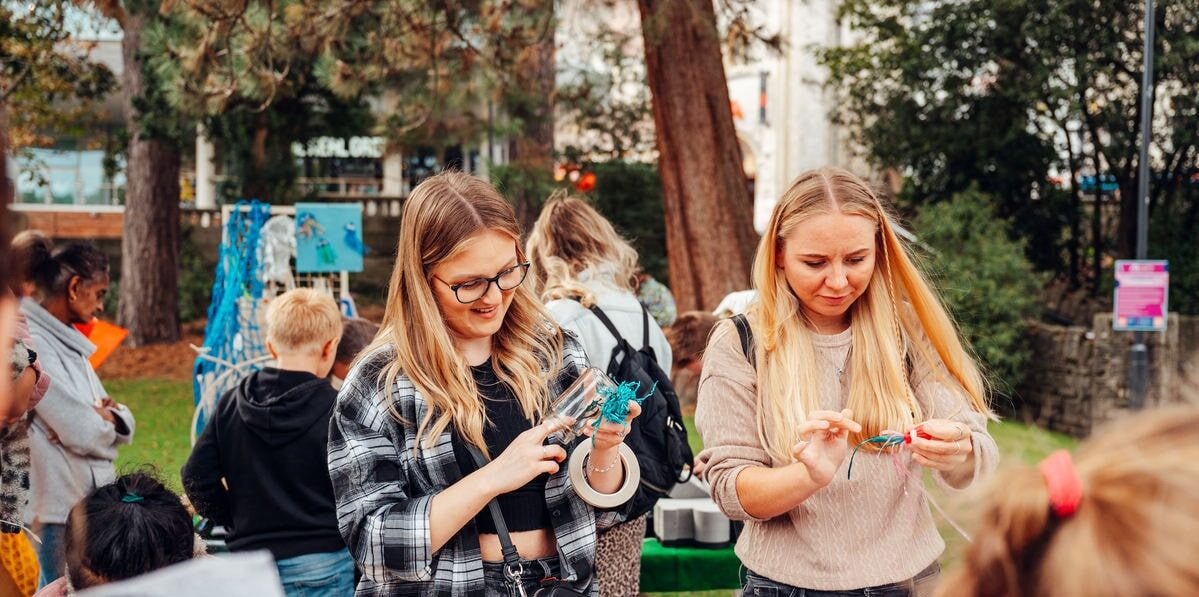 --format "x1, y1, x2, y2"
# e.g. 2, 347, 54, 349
21, 242, 134, 587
